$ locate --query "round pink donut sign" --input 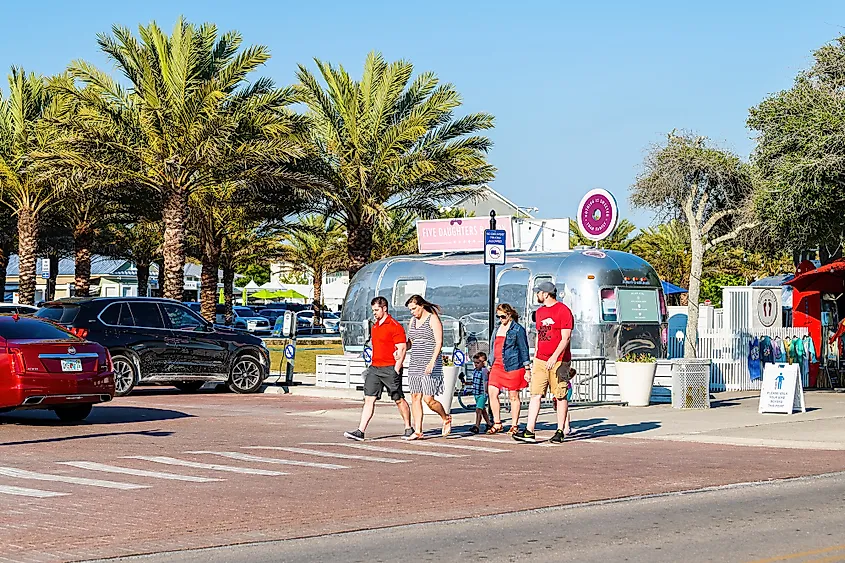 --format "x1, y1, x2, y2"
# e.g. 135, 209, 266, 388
577, 188, 618, 242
